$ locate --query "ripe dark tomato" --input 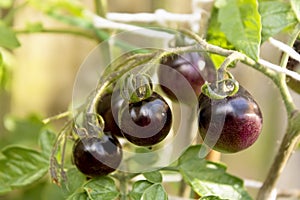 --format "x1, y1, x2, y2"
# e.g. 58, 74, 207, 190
198, 86, 263, 153
120, 92, 172, 146
286, 39, 300, 94
158, 52, 215, 103
72, 134, 122, 177
96, 92, 124, 137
